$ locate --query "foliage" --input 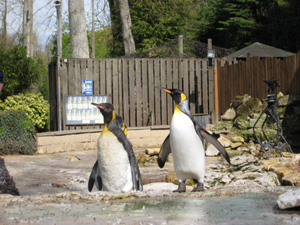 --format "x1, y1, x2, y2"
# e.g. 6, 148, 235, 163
0, 93, 50, 132
197, 0, 300, 52
0, 110, 36, 155
260, 0, 300, 52
50, 20, 113, 59
109, 0, 199, 56
0, 44, 42, 100
197, 0, 271, 50
87, 26, 113, 58
32, 50, 50, 100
